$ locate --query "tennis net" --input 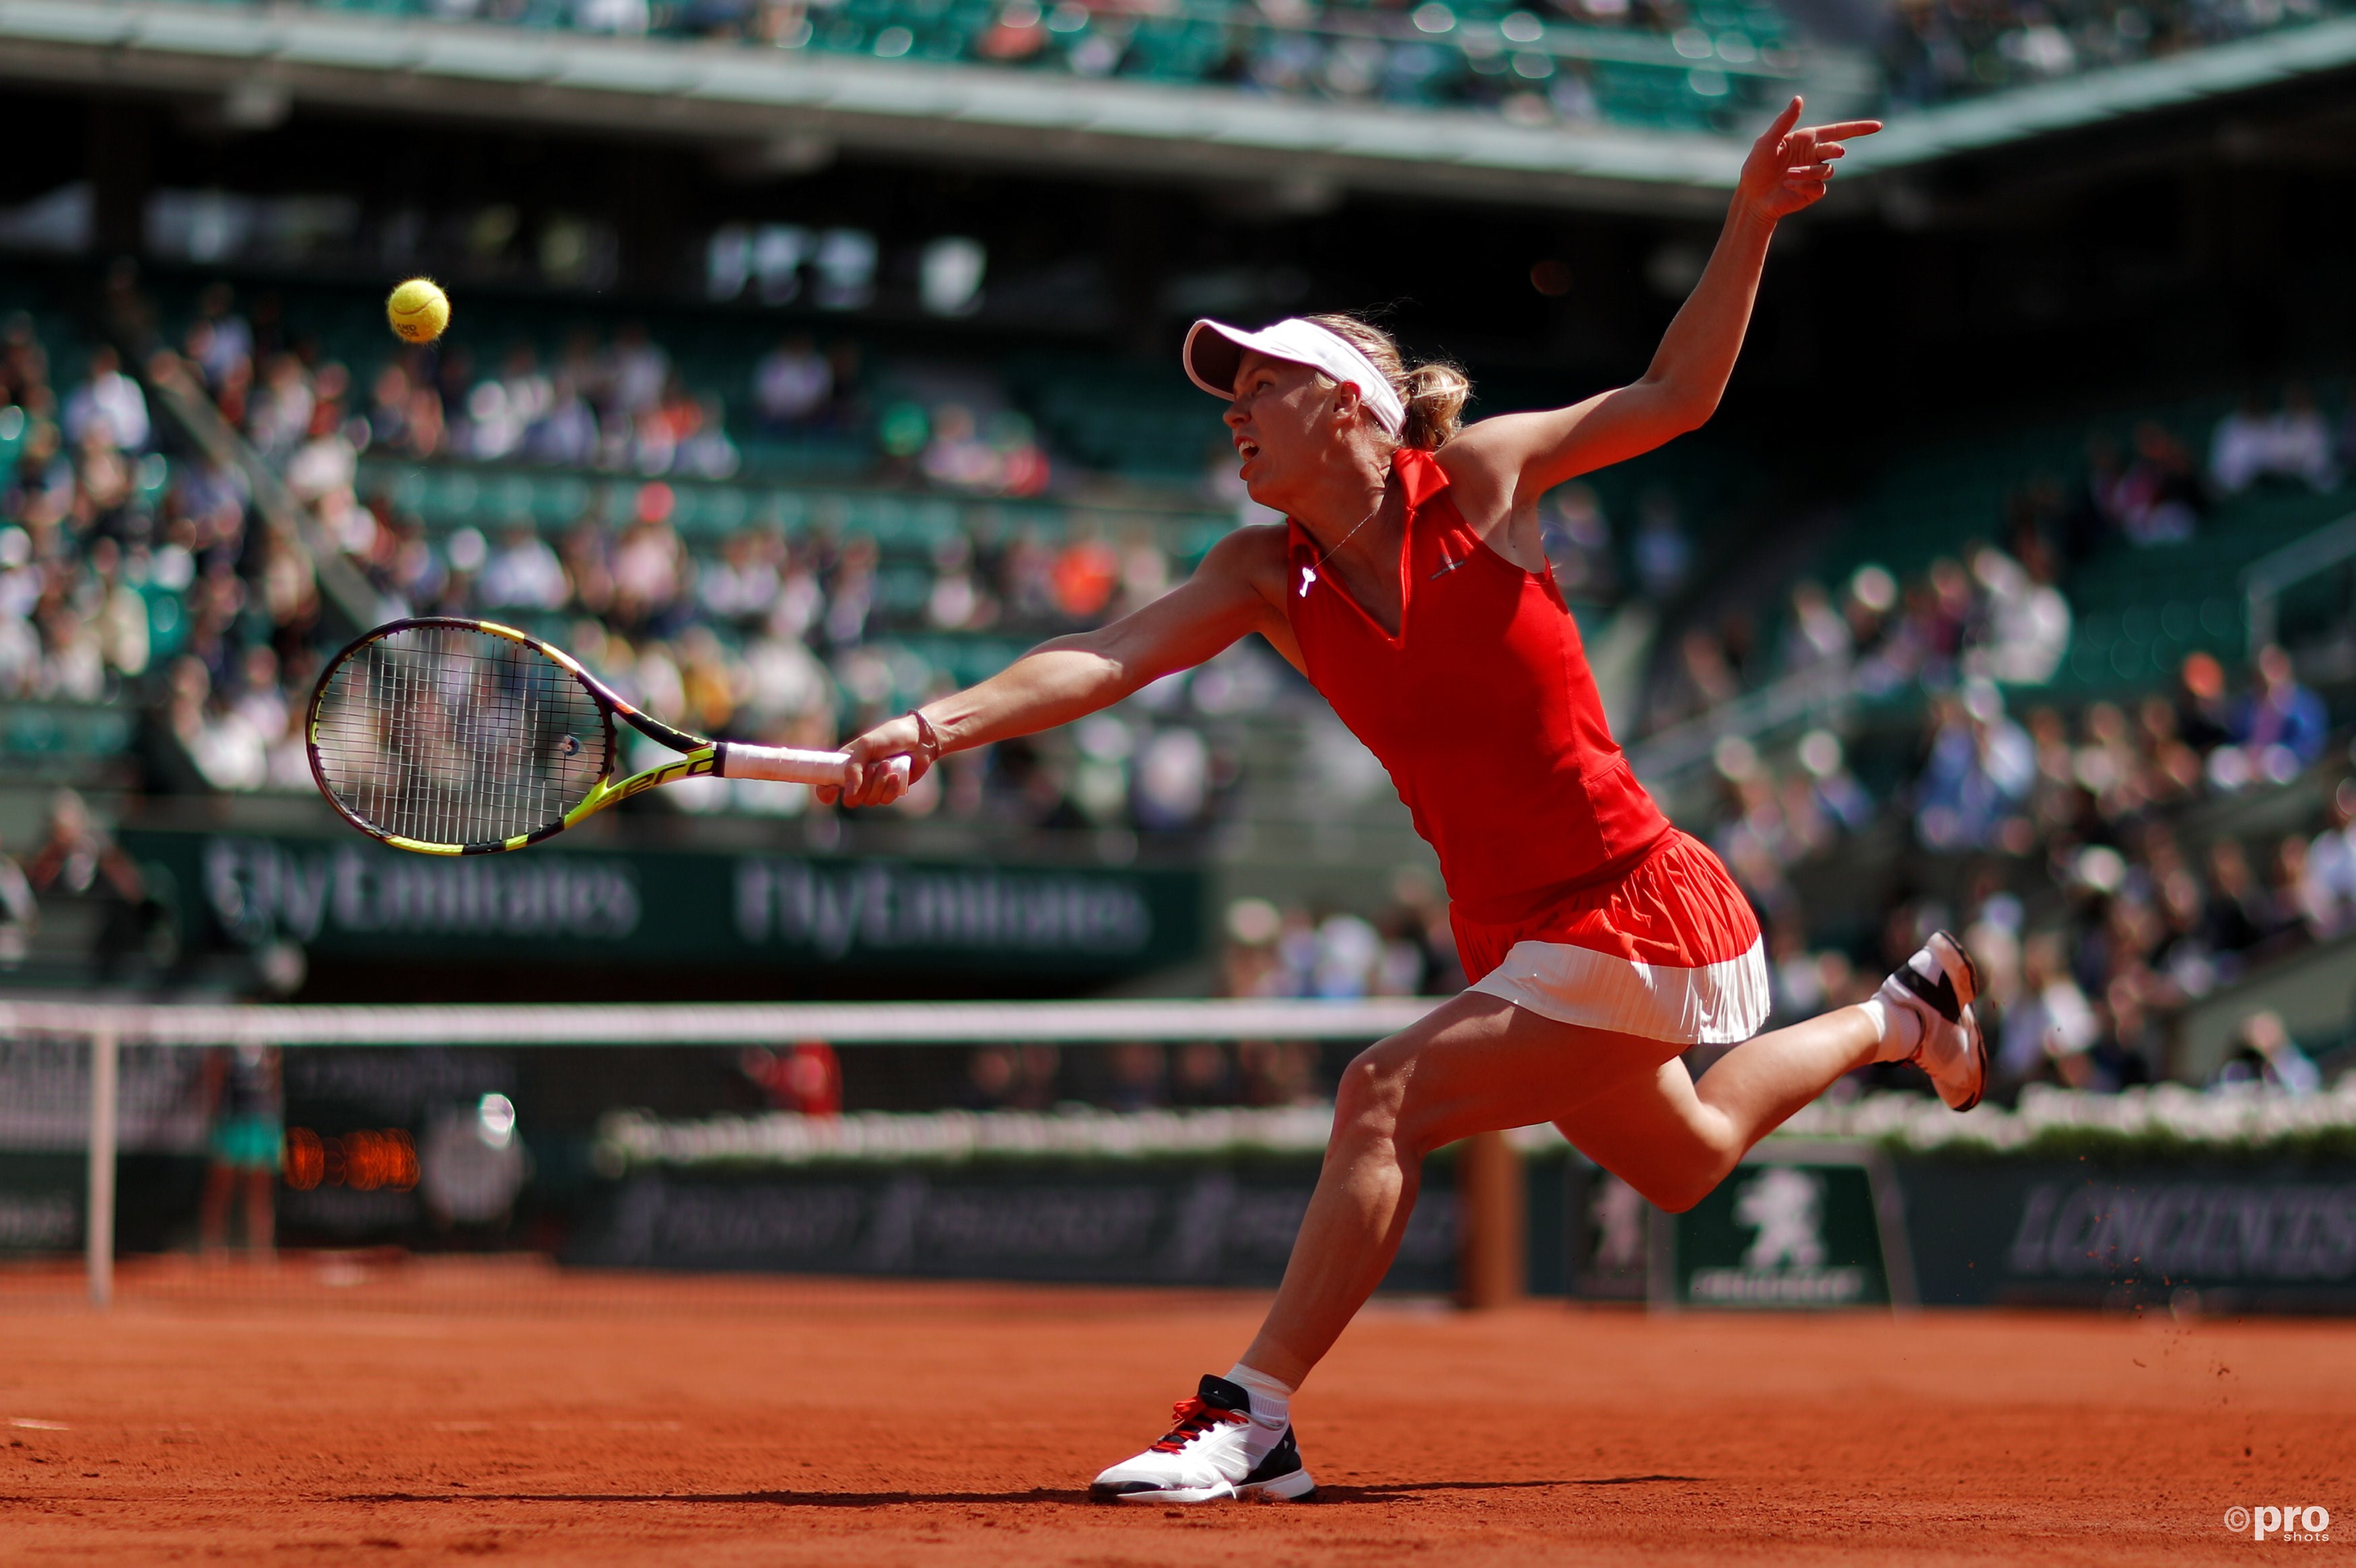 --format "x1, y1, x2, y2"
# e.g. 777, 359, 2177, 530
0, 997, 1558, 1314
